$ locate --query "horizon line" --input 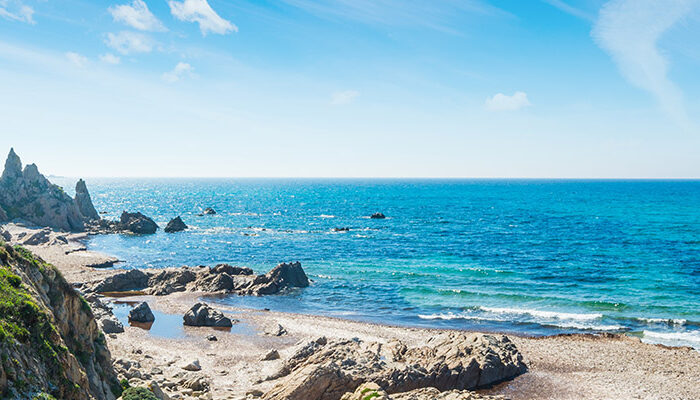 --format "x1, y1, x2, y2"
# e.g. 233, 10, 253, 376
47, 176, 700, 181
